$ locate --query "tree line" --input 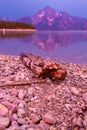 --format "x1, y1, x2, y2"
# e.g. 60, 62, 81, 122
0, 20, 35, 29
